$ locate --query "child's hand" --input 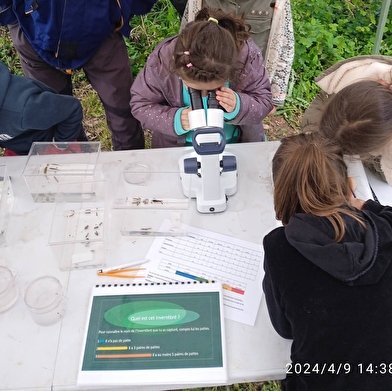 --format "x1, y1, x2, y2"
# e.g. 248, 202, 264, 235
268, 106, 277, 115
181, 107, 193, 130
378, 79, 392, 90
216, 87, 237, 113
348, 177, 365, 209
